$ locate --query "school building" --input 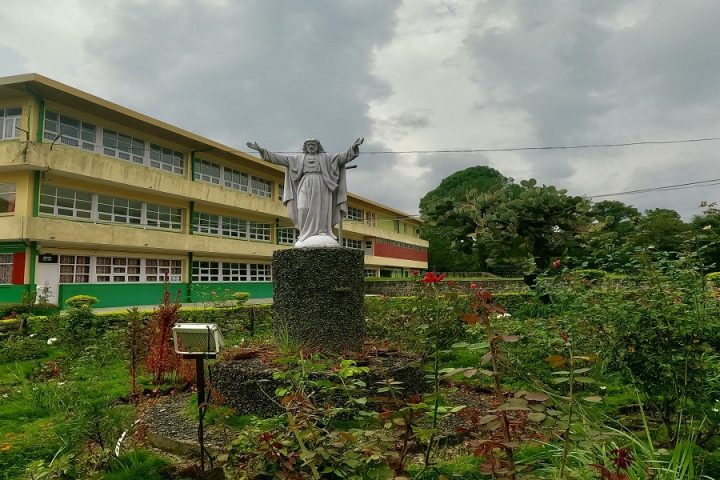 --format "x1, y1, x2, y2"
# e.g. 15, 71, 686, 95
0, 74, 428, 308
